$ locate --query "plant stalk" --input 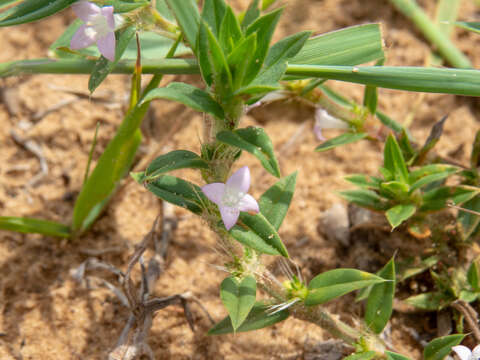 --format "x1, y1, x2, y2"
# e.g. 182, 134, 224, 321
389, 0, 471, 69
